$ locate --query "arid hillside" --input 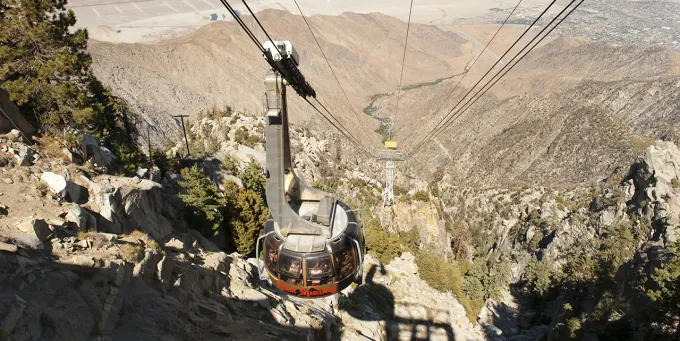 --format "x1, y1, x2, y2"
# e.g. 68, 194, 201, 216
380, 37, 680, 187
89, 9, 470, 151
90, 9, 680, 188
